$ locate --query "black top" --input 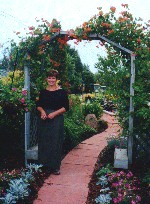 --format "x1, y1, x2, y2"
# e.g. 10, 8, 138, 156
37, 89, 69, 111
